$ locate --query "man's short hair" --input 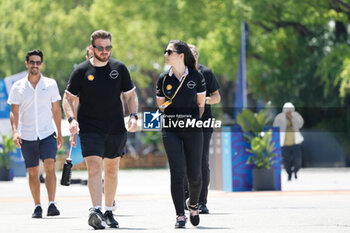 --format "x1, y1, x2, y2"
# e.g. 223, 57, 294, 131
90, 30, 112, 45
26, 49, 43, 62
